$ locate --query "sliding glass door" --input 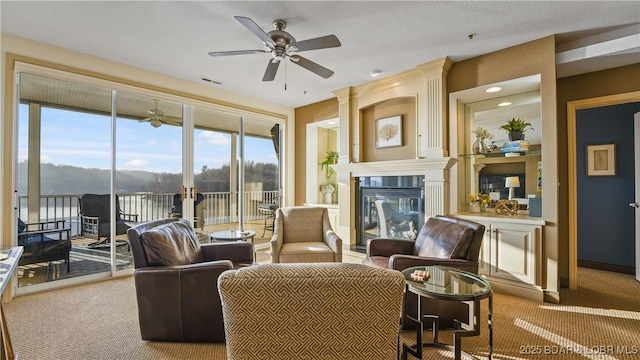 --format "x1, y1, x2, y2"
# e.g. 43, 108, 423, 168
16, 72, 117, 287
14, 64, 283, 292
